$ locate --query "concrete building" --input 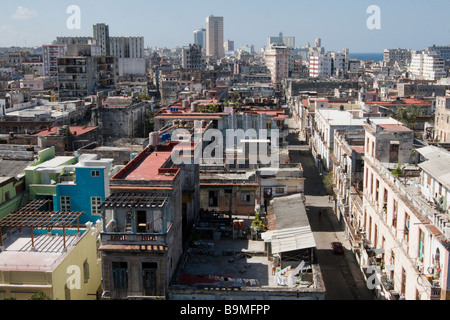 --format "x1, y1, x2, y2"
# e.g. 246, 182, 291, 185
426, 45, 450, 65
356, 121, 450, 300
93, 23, 110, 56
383, 48, 412, 66
309, 54, 332, 78
330, 49, 350, 77
330, 129, 365, 228
265, 43, 290, 89
206, 15, 225, 60
311, 107, 404, 172
181, 44, 202, 70
56, 56, 95, 100
99, 143, 186, 299
43, 45, 67, 79
32, 125, 100, 154
57, 55, 117, 101
267, 32, 295, 75
224, 39, 234, 53
20, 74, 53, 91
193, 28, 206, 49
435, 96, 450, 143
410, 52, 446, 81
95, 96, 148, 141
268, 32, 295, 49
